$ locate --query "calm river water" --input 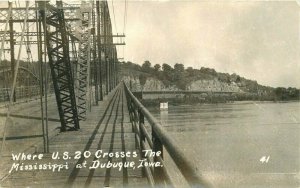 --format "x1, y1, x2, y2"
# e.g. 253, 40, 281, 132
146, 101, 300, 188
